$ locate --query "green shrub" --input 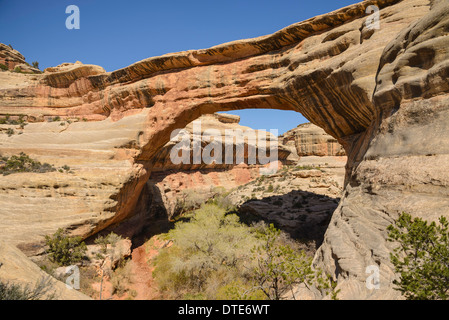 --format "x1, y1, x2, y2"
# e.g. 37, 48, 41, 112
45, 228, 87, 266
249, 223, 336, 300
153, 203, 260, 299
0, 63, 8, 71
110, 260, 133, 297
388, 212, 449, 300
0, 153, 72, 176
215, 279, 266, 300
173, 189, 208, 216
0, 114, 27, 125
6, 128, 14, 137
0, 152, 56, 176
94, 232, 122, 254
